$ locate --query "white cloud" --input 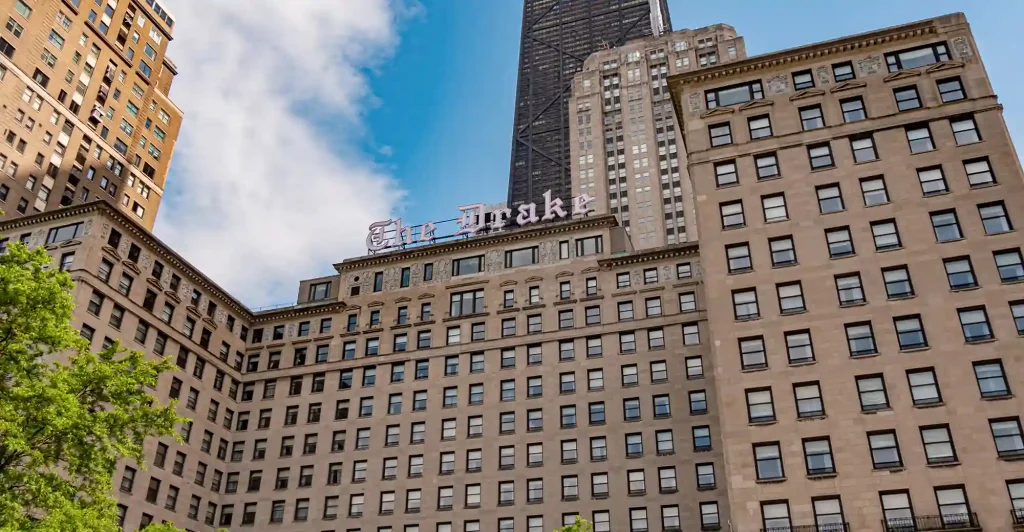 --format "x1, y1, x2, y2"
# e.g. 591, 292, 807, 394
156, 0, 409, 307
